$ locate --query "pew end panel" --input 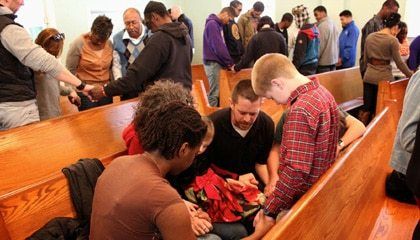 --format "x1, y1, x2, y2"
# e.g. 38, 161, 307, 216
192, 79, 220, 116
192, 64, 210, 93
376, 78, 409, 117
